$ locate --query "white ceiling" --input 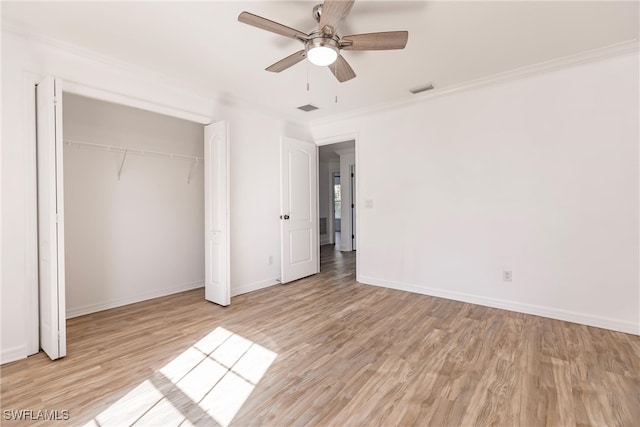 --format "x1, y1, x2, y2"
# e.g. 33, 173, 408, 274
2, 1, 638, 123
